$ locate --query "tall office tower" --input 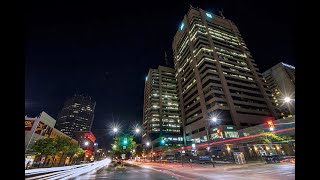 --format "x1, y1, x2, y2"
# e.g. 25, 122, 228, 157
172, 7, 277, 145
263, 62, 295, 118
142, 66, 183, 150
56, 95, 96, 138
